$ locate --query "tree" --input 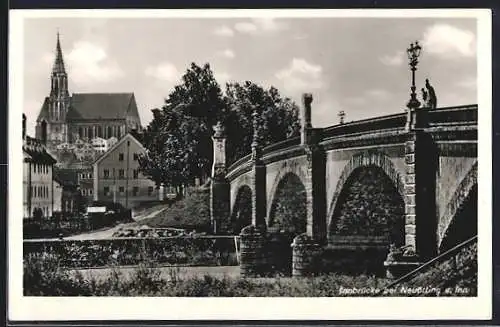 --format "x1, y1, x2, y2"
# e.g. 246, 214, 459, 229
224, 81, 300, 164
139, 63, 301, 196
139, 63, 225, 196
